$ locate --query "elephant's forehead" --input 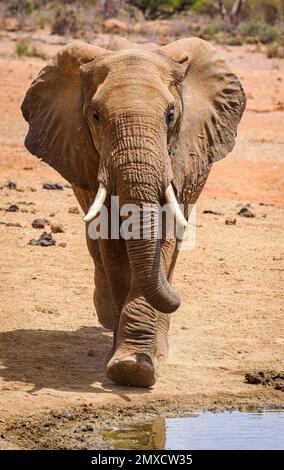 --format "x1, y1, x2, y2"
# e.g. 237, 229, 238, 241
102, 49, 172, 77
